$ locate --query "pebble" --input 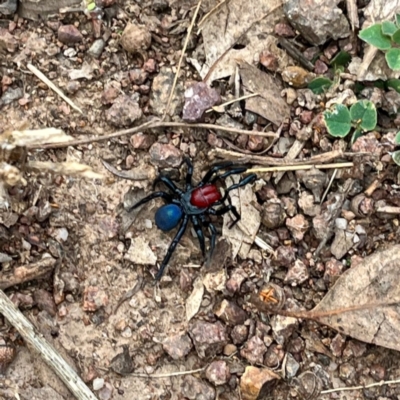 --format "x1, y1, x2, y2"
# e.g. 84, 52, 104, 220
93, 378, 105, 391
149, 142, 182, 168
162, 333, 193, 360
285, 353, 300, 378
284, 259, 309, 285
120, 23, 151, 53
240, 366, 280, 400
214, 299, 248, 326
231, 325, 248, 345
286, 214, 310, 241
82, 286, 108, 312
205, 360, 231, 386
182, 82, 221, 122
58, 25, 83, 44
182, 375, 215, 400
88, 39, 105, 58
105, 95, 142, 127
270, 315, 298, 345
240, 336, 267, 365
189, 320, 228, 358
